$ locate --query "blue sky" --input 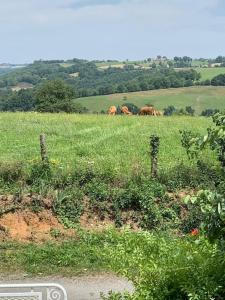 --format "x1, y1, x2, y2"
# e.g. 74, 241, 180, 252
1, 0, 225, 63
